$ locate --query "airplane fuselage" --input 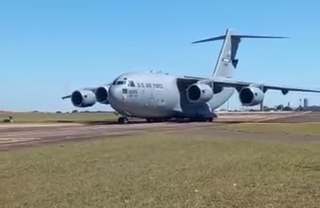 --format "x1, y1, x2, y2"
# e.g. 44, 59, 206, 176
108, 71, 234, 120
